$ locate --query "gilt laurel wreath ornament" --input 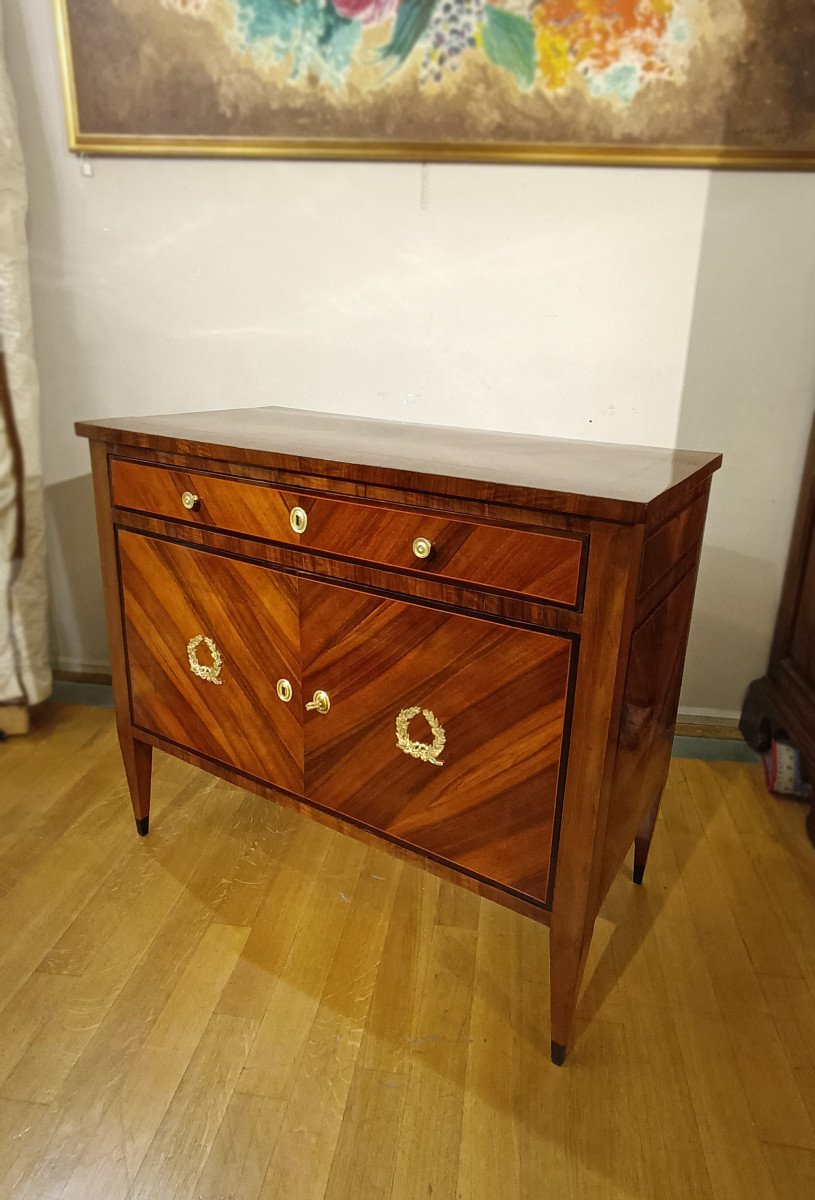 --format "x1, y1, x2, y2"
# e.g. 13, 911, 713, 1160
187, 634, 223, 685
395, 706, 446, 766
